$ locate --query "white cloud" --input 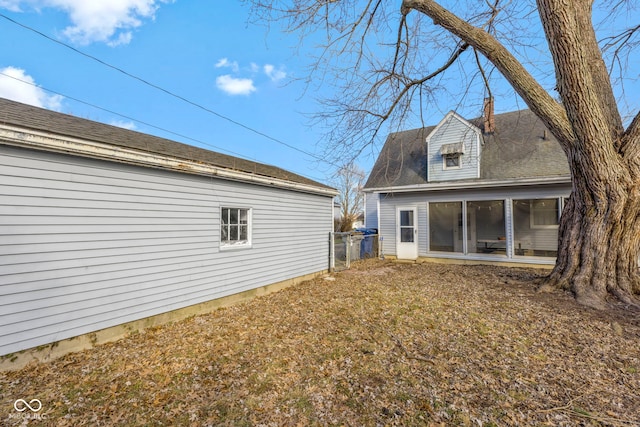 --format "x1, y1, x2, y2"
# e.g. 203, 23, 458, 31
107, 31, 133, 47
215, 74, 256, 96
215, 58, 239, 72
110, 119, 136, 130
0, 66, 63, 110
2, 0, 171, 46
213, 59, 287, 96
264, 64, 286, 82
0, 0, 22, 12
